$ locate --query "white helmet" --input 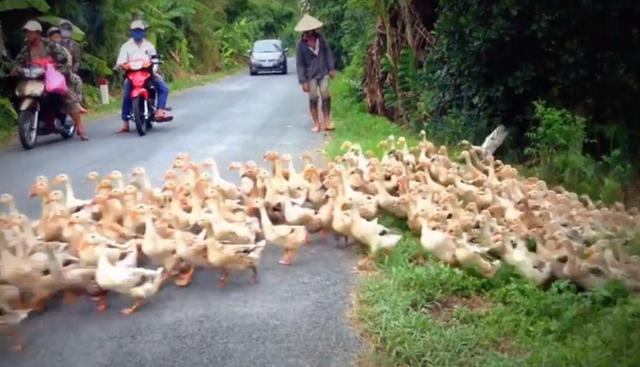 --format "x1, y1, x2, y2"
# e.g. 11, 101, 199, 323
130, 20, 148, 30
22, 20, 43, 32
